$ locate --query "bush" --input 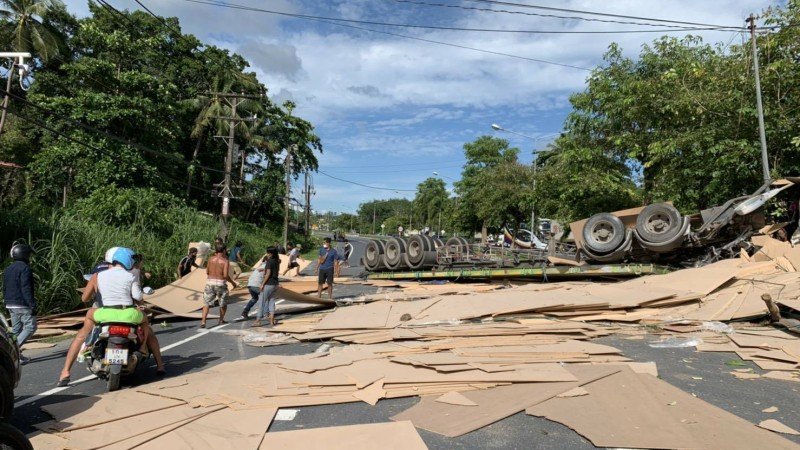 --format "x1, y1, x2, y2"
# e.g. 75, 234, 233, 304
73, 186, 182, 236
0, 200, 310, 315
